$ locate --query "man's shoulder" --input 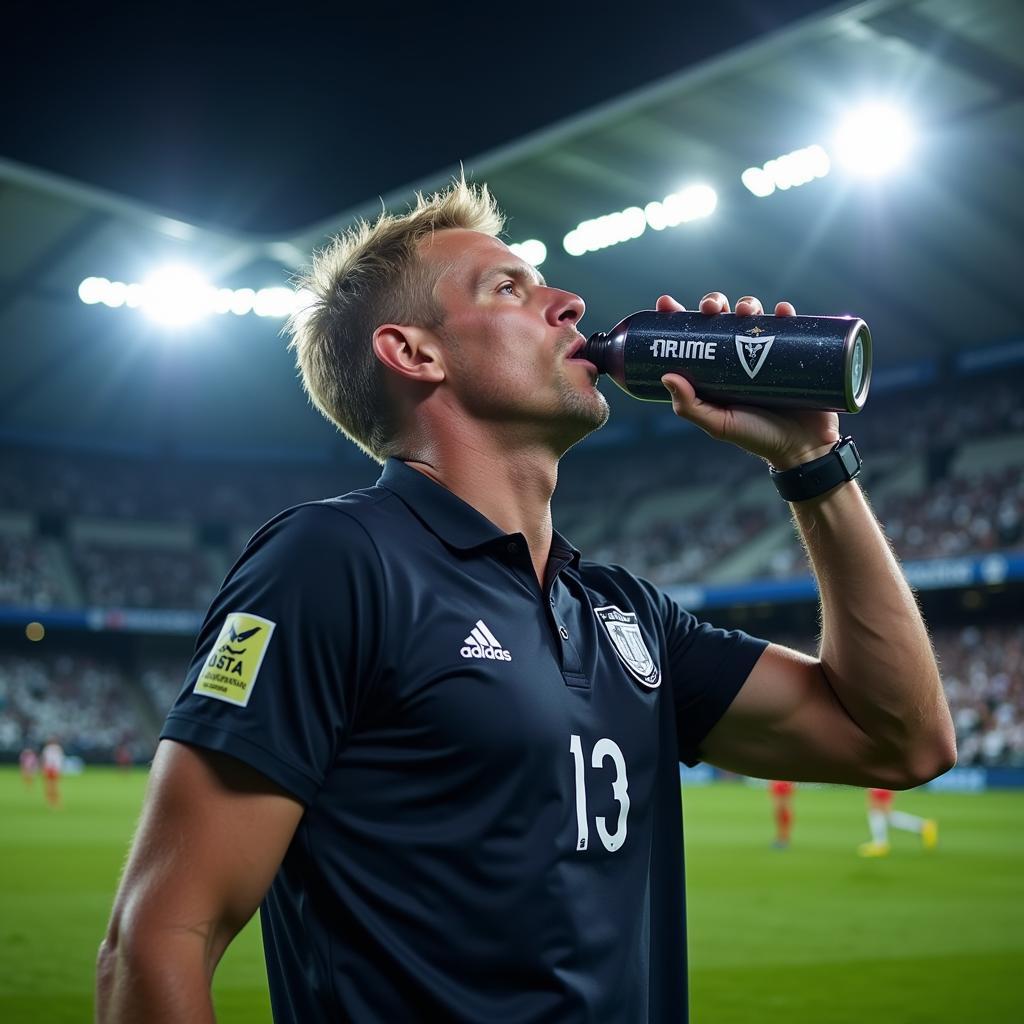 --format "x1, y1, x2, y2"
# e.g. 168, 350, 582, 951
255, 484, 399, 540
237, 484, 407, 570
574, 557, 668, 616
